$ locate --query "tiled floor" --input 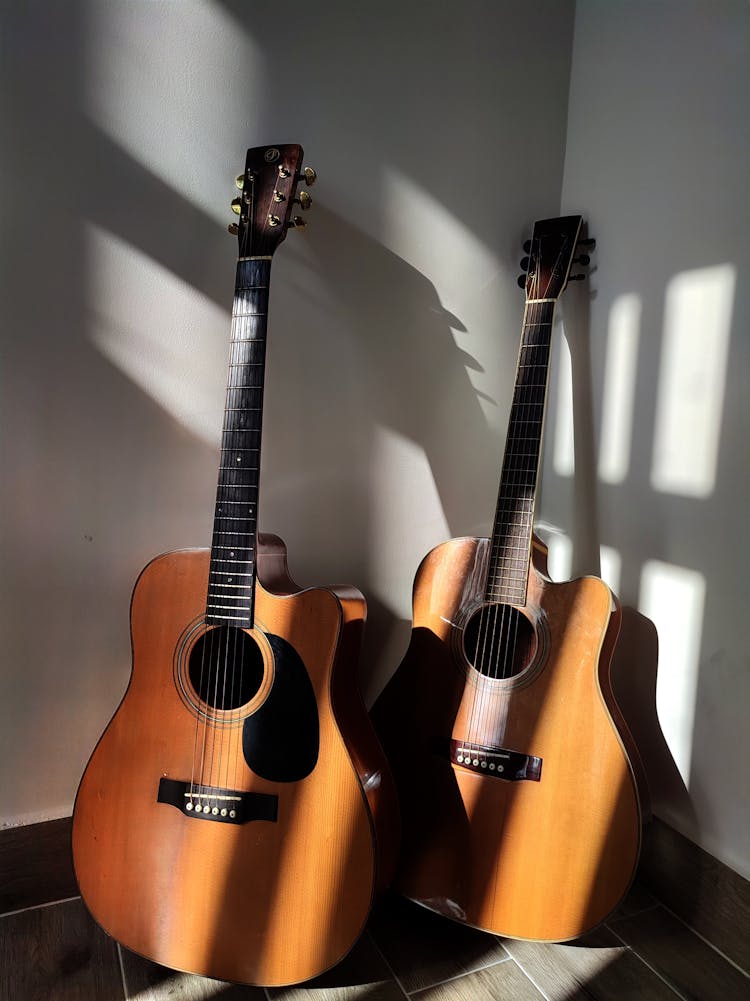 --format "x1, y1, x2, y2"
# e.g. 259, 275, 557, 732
1, 885, 747, 1001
